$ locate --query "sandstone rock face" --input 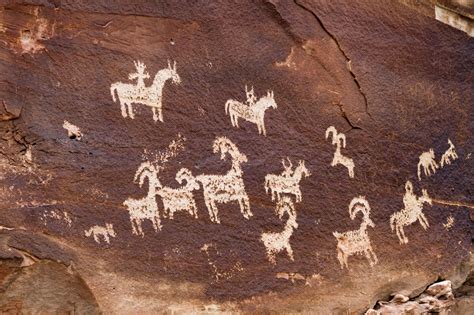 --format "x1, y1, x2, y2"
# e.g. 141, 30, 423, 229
0, 0, 472, 313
